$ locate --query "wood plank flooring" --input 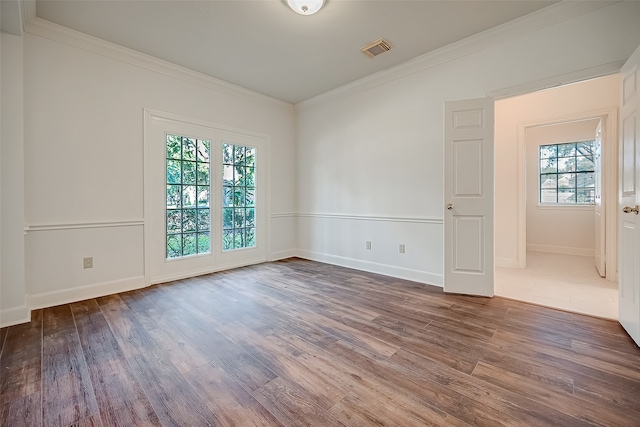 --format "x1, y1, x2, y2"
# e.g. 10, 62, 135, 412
1, 258, 639, 426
